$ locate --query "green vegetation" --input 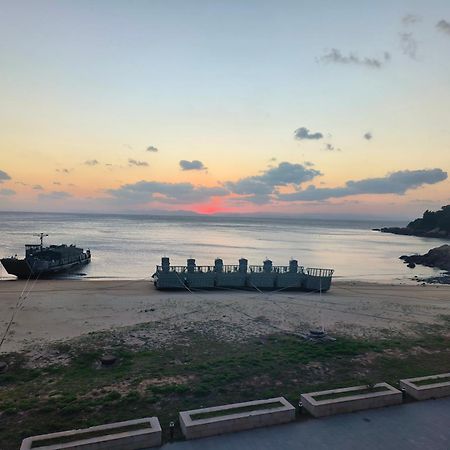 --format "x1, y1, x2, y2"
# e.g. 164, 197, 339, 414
190, 401, 284, 421
32, 423, 149, 447
1, 322, 449, 450
408, 205, 450, 234
311, 386, 388, 401
413, 375, 450, 386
